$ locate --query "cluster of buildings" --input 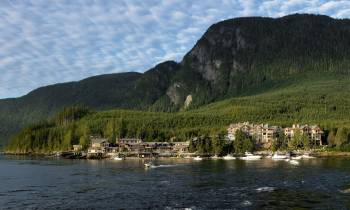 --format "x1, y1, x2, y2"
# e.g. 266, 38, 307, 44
74, 136, 190, 158
227, 122, 324, 148
70, 122, 323, 158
